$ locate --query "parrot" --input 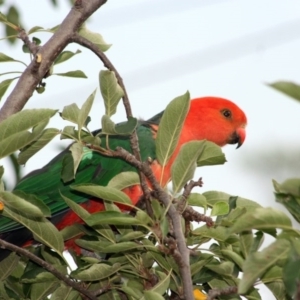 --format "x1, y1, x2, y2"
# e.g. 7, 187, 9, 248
0, 97, 247, 260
